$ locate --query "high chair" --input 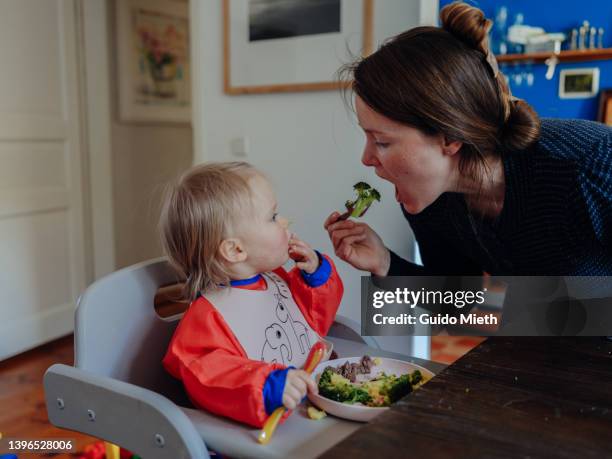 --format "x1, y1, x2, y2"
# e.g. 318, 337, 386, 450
44, 258, 441, 458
